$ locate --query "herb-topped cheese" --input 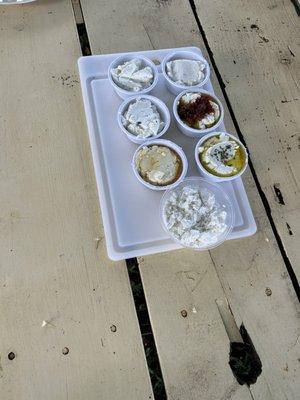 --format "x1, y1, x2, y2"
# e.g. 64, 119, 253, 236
166, 59, 206, 86
198, 133, 246, 177
111, 59, 154, 92
163, 186, 227, 248
121, 99, 164, 138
